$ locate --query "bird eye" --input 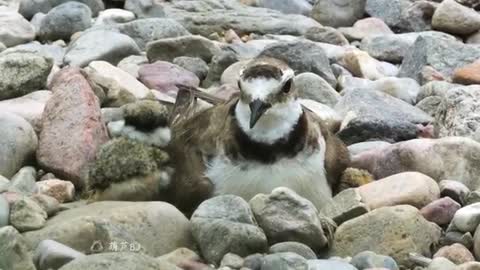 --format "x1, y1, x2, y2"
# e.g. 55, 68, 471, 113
282, 78, 292, 93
